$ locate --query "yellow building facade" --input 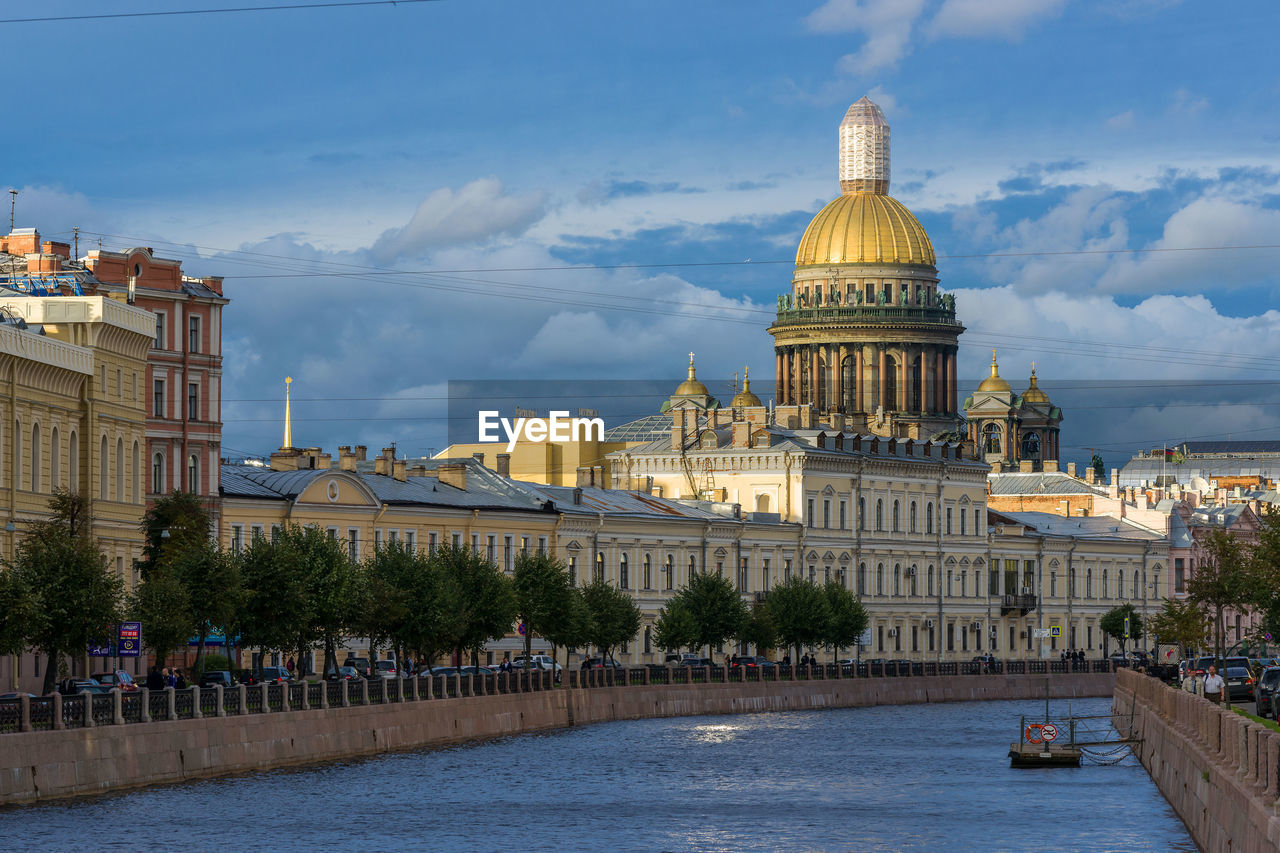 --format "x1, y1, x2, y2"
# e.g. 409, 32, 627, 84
1, 294, 155, 692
